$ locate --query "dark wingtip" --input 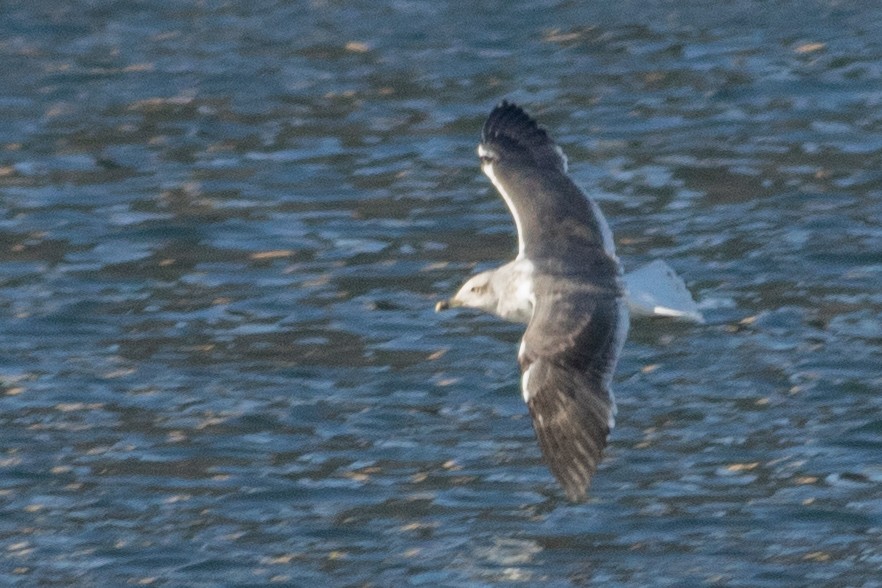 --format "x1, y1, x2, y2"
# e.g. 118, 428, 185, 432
480, 101, 564, 171
482, 101, 549, 145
